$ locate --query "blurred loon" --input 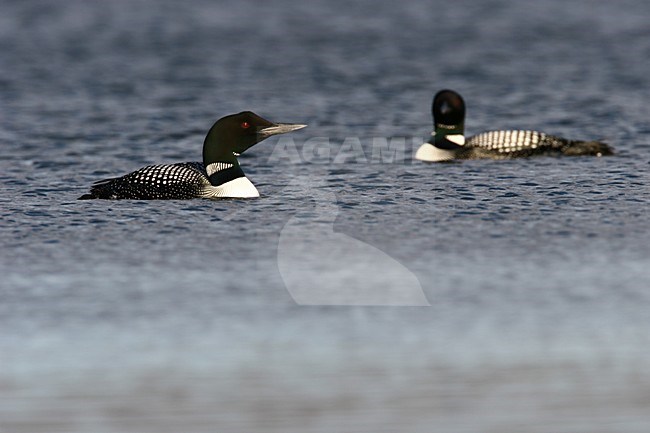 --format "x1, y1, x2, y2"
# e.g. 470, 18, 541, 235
79, 112, 306, 200
415, 90, 613, 162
